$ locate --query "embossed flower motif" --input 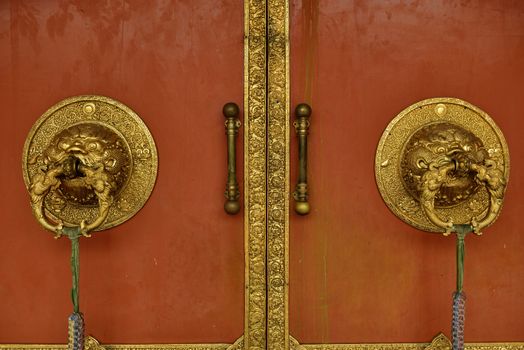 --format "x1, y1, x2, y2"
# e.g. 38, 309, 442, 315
398, 197, 419, 215
467, 198, 483, 213
135, 143, 151, 160
117, 197, 132, 212
48, 191, 67, 213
